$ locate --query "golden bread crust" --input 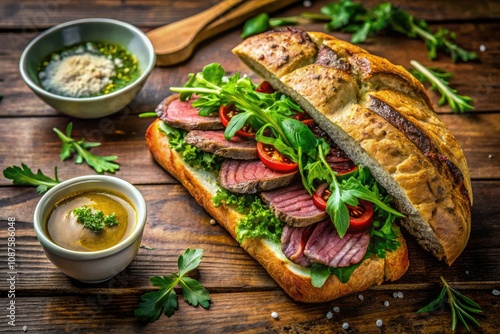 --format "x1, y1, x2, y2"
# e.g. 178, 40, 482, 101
146, 119, 409, 303
232, 29, 471, 265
